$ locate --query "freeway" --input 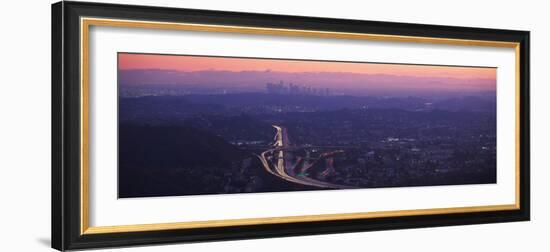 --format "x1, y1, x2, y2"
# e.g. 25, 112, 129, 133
258, 125, 355, 189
